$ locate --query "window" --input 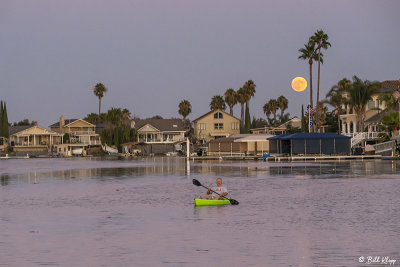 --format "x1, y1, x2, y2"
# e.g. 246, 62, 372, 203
214, 123, 223, 129
214, 112, 223, 119
231, 122, 239, 130
198, 123, 206, 130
